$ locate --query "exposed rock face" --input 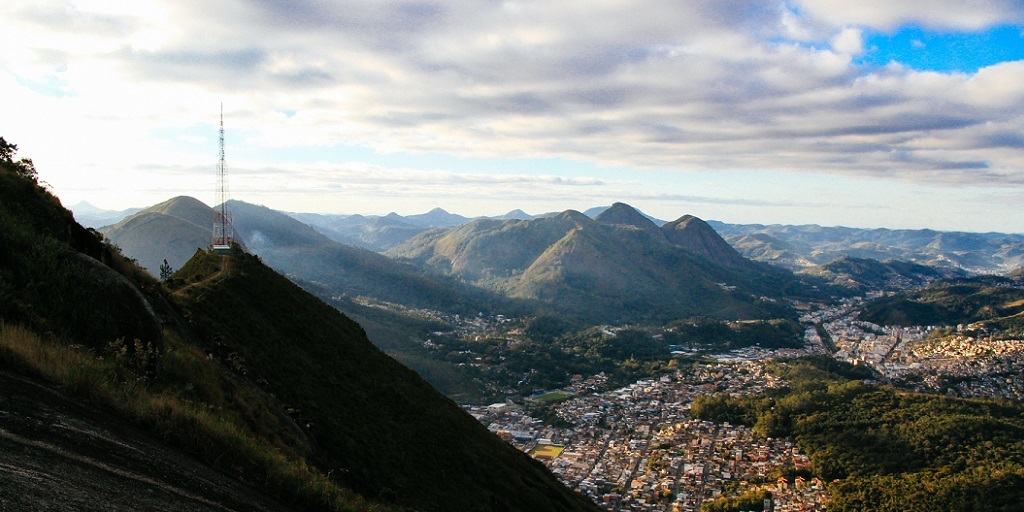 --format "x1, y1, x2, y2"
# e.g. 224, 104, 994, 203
0, 369, 295, 512
662, 214, 750, 268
